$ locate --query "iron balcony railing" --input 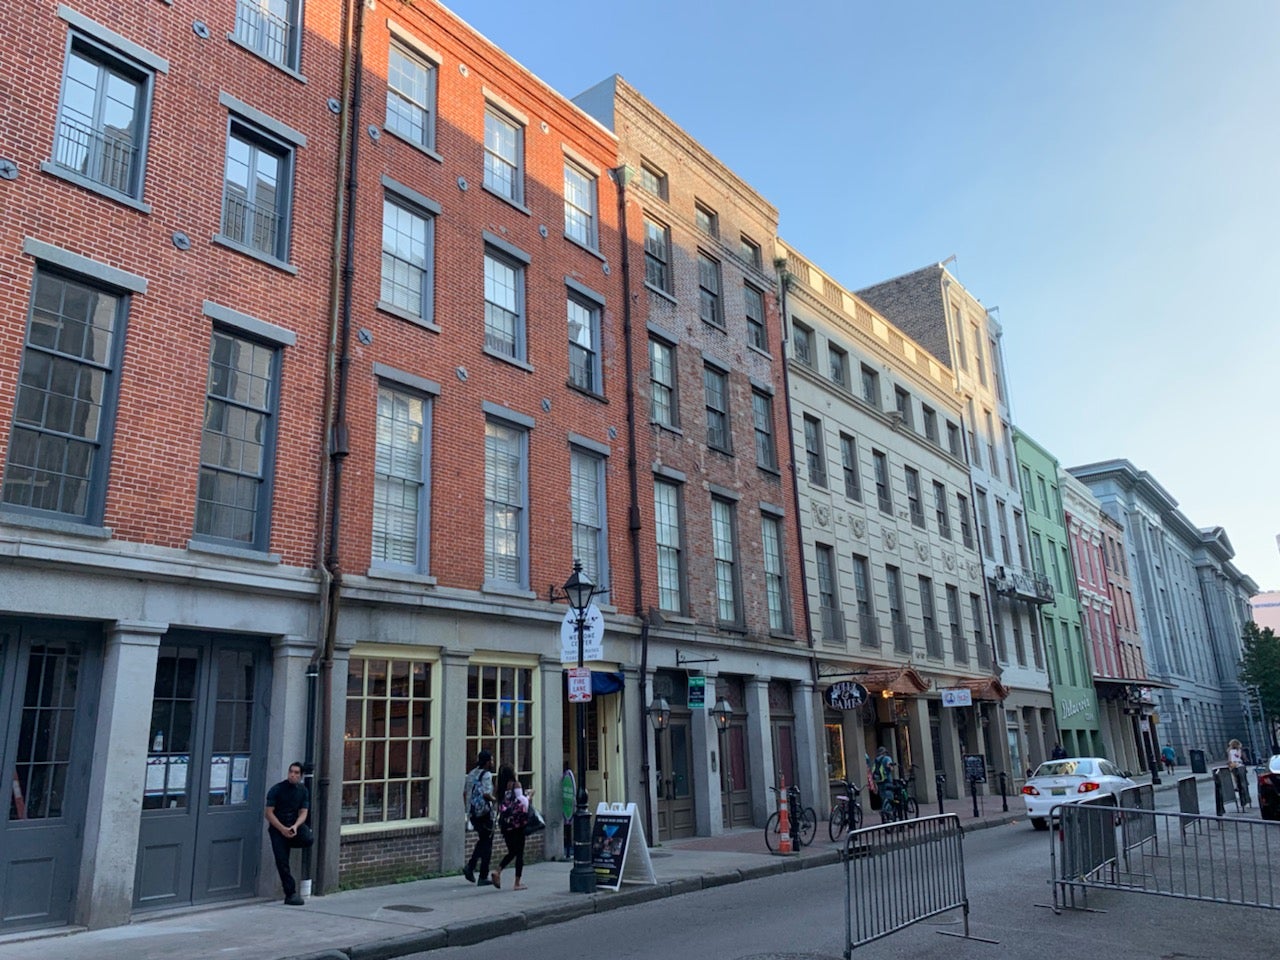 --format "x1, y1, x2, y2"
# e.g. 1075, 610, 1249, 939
222, 189, 283, 258
950, 628, 969, 663
858, 613, 880, 649
820, 607, 845, 645
891, 619, 911, 655
924, 625, 943, 659
234, 0, 293, 67
53, 119, 137, 196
